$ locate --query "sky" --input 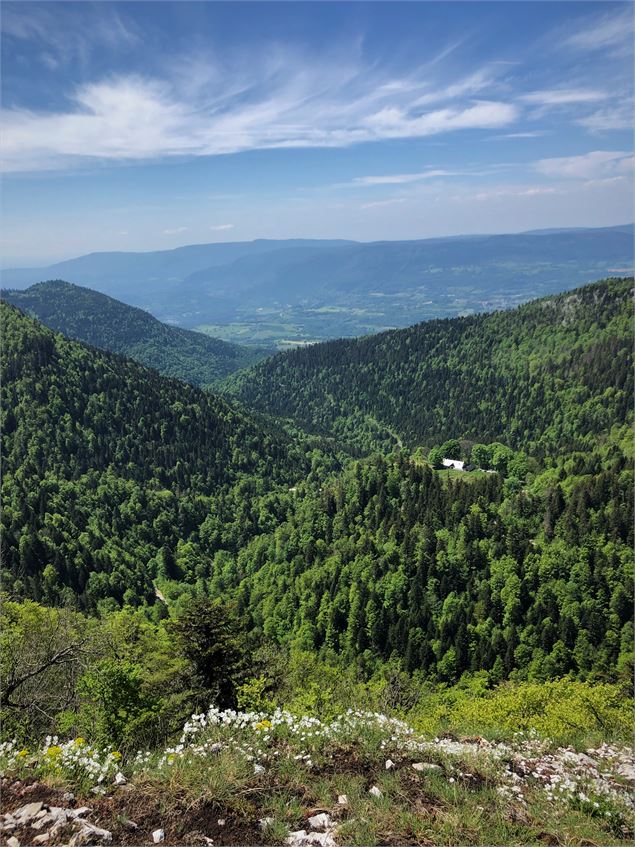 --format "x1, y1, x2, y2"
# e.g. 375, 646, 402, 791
1, 0, 633, 265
